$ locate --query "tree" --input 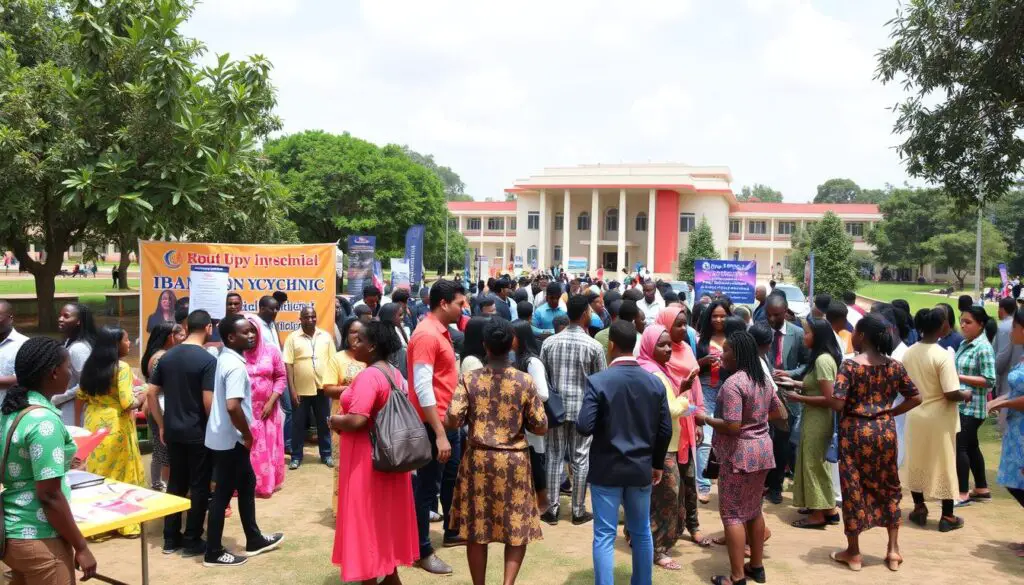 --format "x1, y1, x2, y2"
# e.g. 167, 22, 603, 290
867, 187, 954, 273
877, 1, 1024, 209
790, 212, 858, 297
0, 0, 284, 327
925, 221, 1008, 290
425, 231, 467, 275
738, 183, 783, 202
814, 178, 862, 204
264, 131, 449, 263
990, 190, 1024, 274
401, 146, 466, 200
677, 217, 718, 282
